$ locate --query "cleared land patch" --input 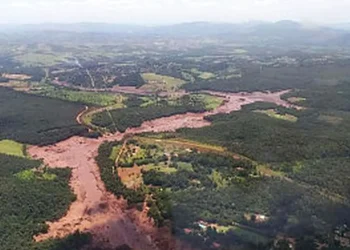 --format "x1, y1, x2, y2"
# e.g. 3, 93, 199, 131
254, 109, 298, 122
0, 140, 25, 157
287, 97, 306, 103
15, 52, 69, 66
318, 114, 344, 125
31, 84, 126, 106
190, 68, 216, 79
141, 73, 185, 92
190, 93, 224, 110
1, 73, 31, 80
